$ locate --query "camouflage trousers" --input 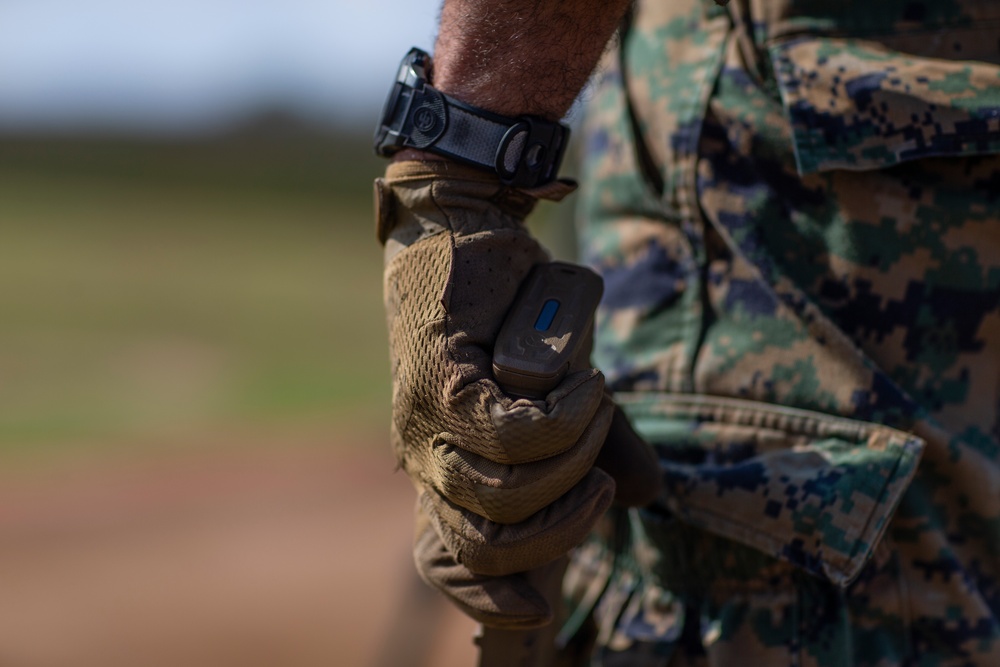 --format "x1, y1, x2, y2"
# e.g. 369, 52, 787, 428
566, 0, 1000, 665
